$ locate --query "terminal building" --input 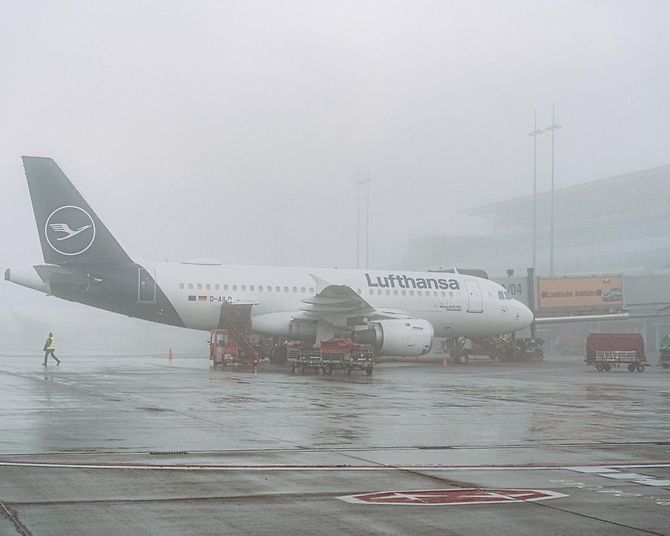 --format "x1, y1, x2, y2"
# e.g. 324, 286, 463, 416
406, 164, 670, 277
405, 165, 670, 359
